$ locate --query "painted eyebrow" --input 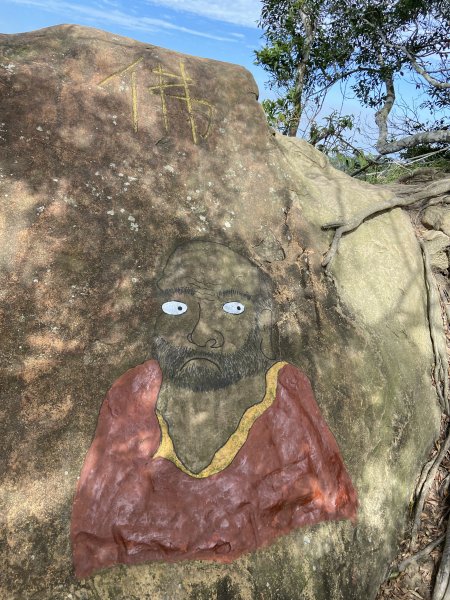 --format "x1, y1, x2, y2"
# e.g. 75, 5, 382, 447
160, 287, 196, 296
218, 289, 252, 300
159, 287, 253, 300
